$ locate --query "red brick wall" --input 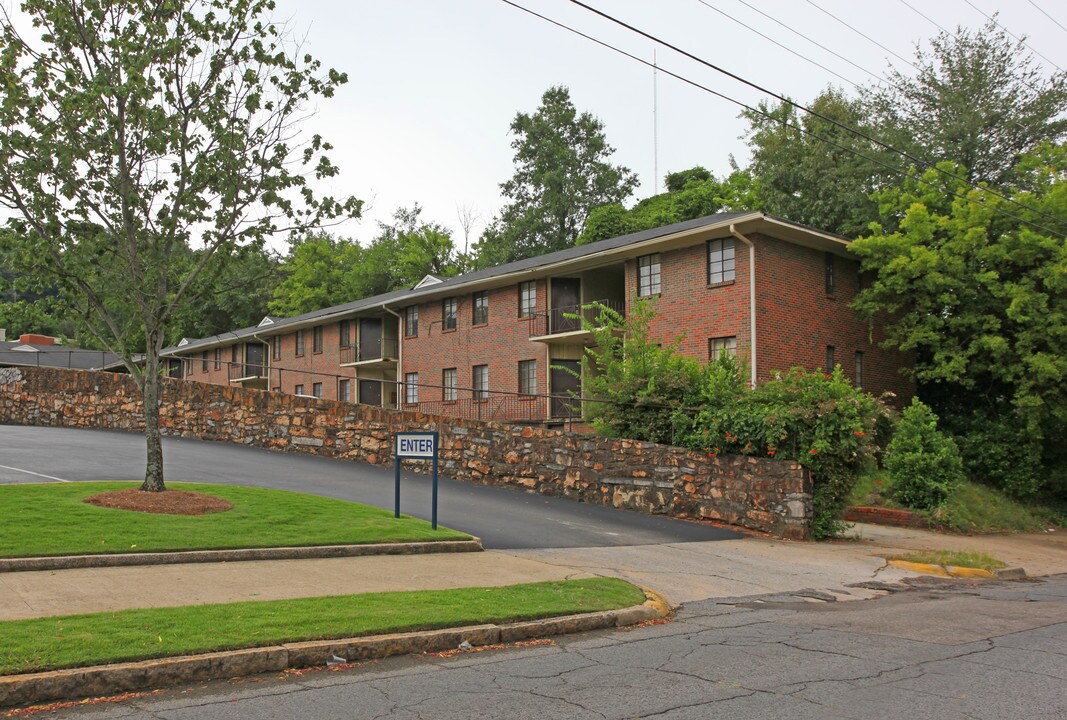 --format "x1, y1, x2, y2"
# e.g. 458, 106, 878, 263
400, 281, 549, 419
754, 235, 910, 400
627, 239, 752, 370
